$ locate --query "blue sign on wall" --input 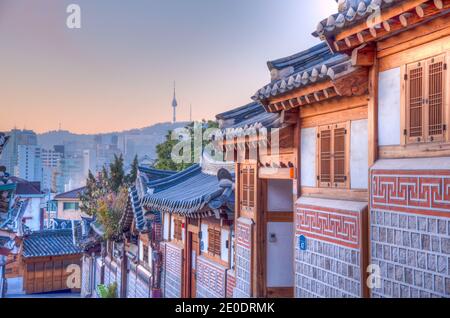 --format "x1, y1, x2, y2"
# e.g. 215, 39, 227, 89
200, 241, 204, 251
298, 235, 307, 251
